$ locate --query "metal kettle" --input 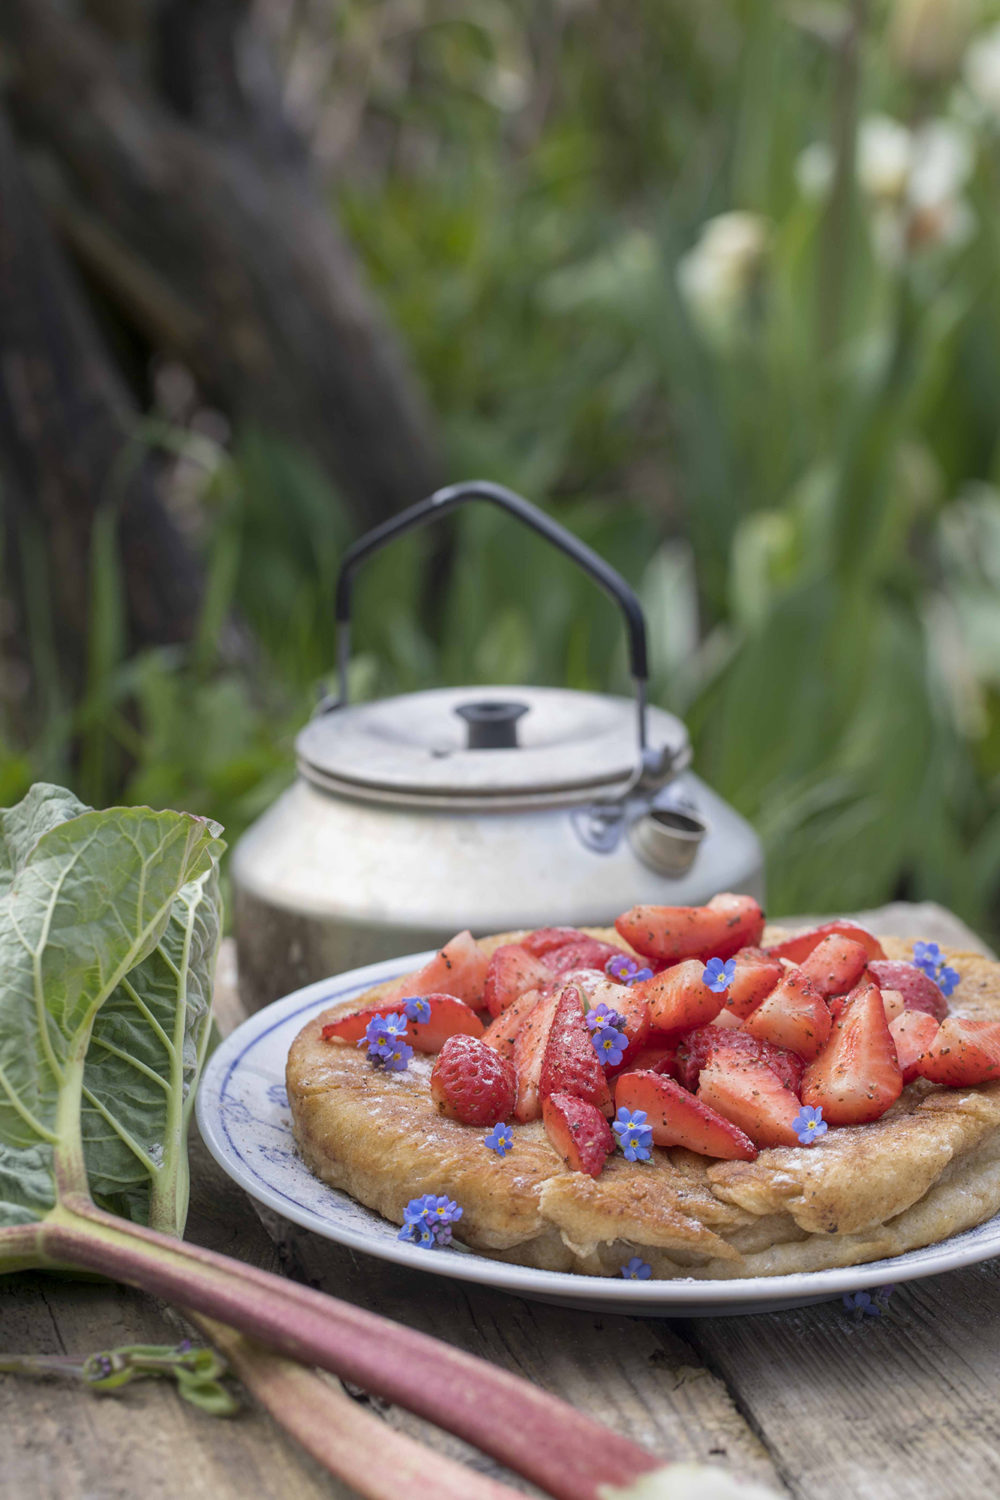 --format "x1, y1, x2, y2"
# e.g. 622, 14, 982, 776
231, 482, 763, 1011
